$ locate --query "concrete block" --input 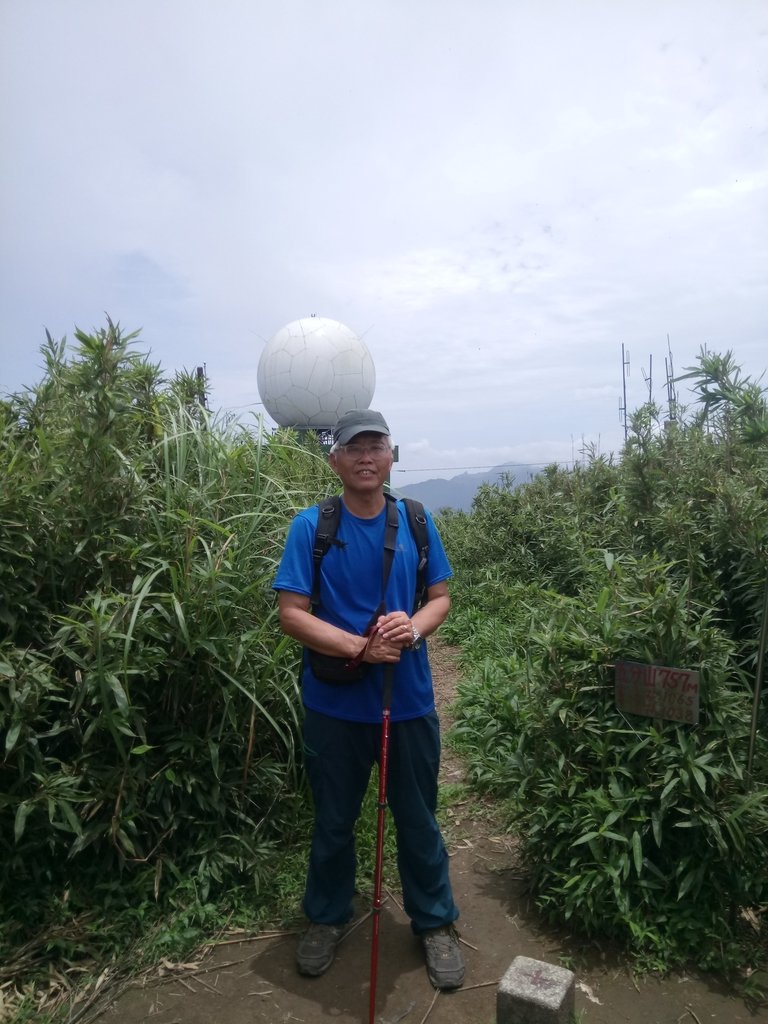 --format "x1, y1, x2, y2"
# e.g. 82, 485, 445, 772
497, 955, 575, 1024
